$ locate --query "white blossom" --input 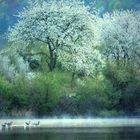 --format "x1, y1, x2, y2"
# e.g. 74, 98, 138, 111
0, 48, 32, 80
8, 0, 102, 75
98, 10, 140, 62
